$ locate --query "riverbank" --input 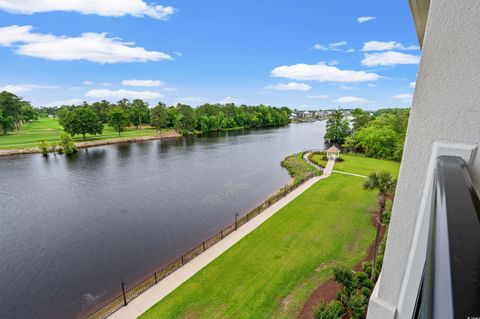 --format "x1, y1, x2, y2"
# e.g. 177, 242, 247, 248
0, 130, 182, 157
